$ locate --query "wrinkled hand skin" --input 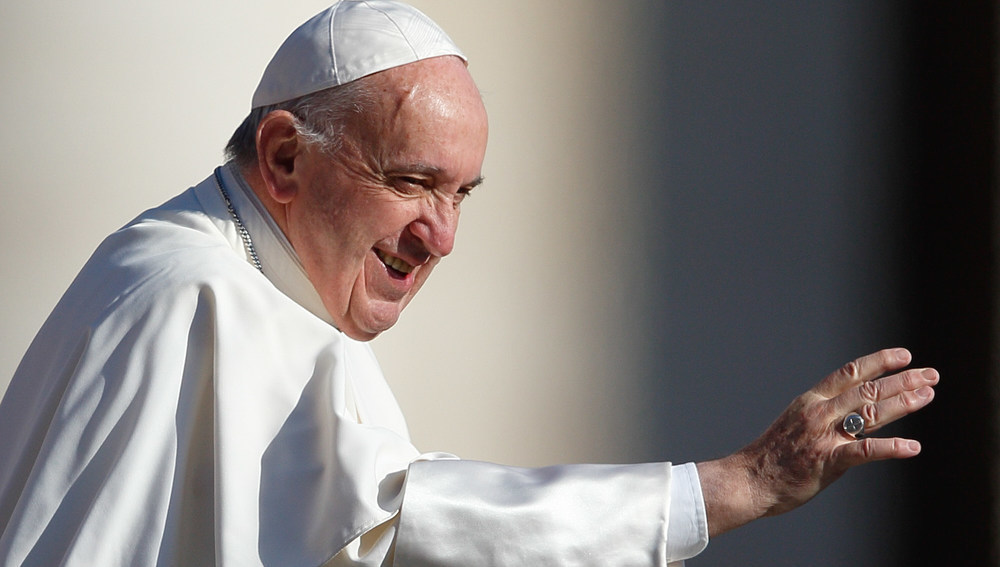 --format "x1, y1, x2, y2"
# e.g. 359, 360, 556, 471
697, 348, 938, 537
